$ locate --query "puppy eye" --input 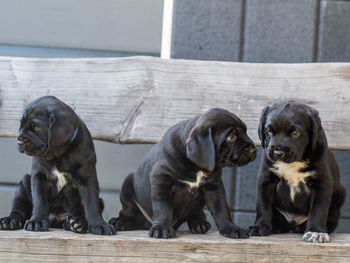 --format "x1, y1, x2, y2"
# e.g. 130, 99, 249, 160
226, 134, 237, 143
291, 130, 300, 138
265, 128, 273, 135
